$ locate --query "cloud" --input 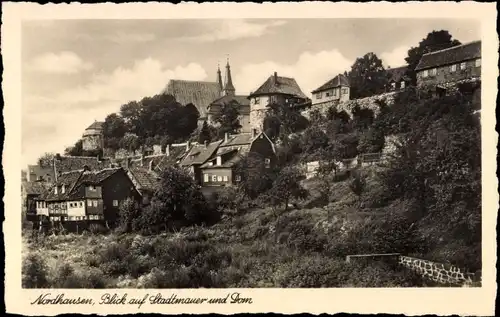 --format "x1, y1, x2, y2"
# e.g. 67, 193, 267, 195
22, 59, 208, 166
380, 46, 410, 68
27, 51, 94, 74
182, 20, 287, 42
234, 49, 353, 97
